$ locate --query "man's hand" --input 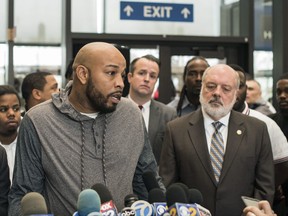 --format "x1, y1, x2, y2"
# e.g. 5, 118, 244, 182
243, 200, 277, 216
